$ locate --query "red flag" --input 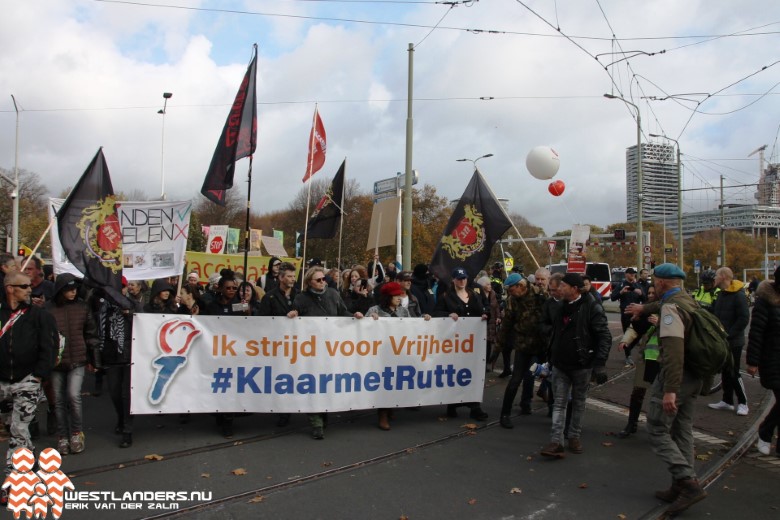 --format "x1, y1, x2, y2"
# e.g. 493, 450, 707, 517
201, 44, 258, 205
302, 107, 326, 183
